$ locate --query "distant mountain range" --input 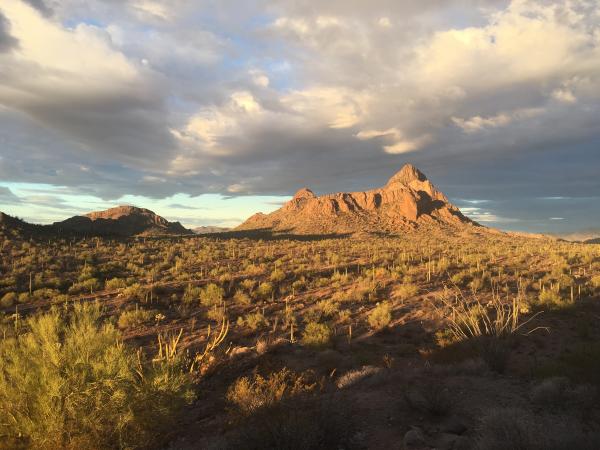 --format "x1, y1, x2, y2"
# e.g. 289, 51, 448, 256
236, 164, 478, 235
